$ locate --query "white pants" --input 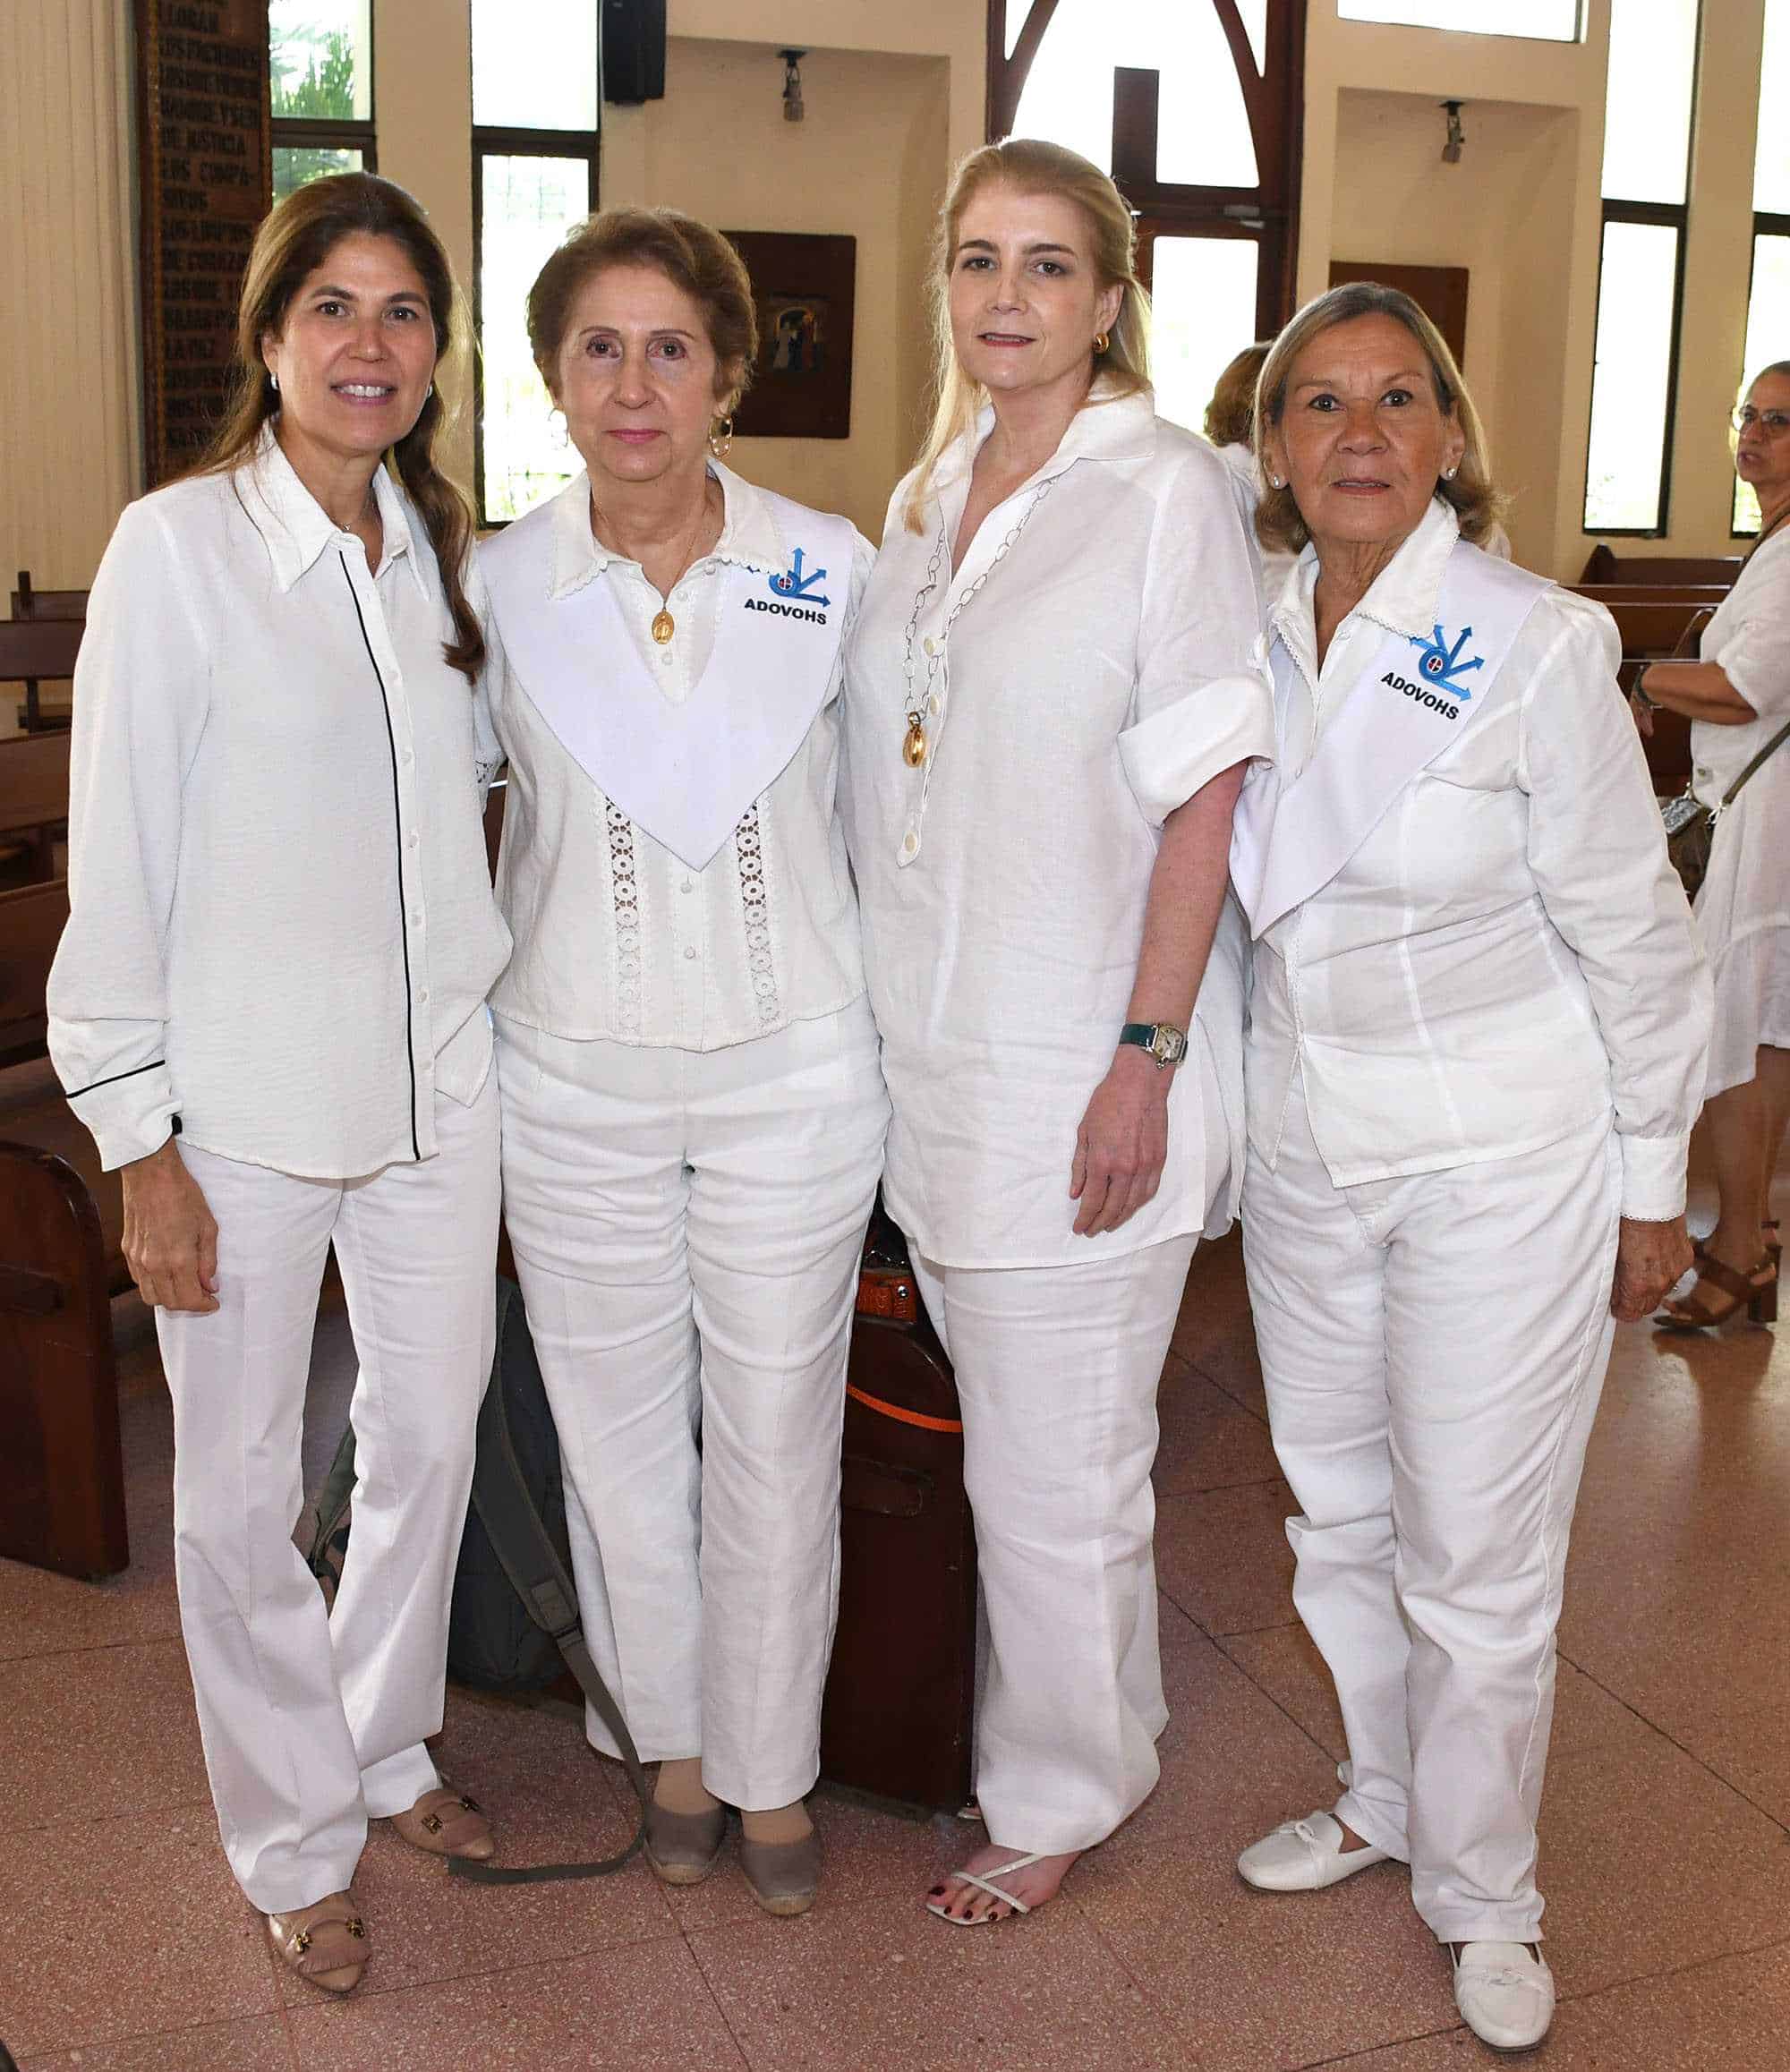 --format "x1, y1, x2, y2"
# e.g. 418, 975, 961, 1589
494, 999, 889, 1810
158, 1077, 500, 1914
1241, 1076, 1620, 1943
913, 1232, 1199, 1856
